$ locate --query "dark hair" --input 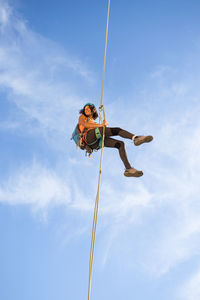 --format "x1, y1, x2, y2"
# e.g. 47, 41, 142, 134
79, 104, 98, 120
